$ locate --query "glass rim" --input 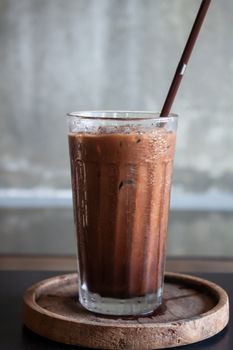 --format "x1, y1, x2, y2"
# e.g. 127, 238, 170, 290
67, 110, 178, 122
